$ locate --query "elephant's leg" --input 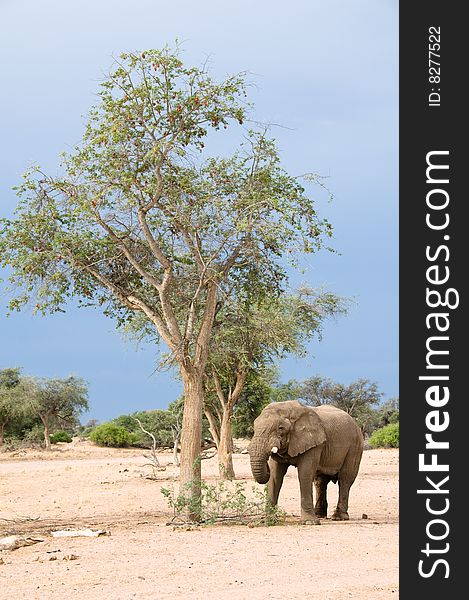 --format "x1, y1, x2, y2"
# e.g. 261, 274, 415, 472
314, 474, 330, 518
267, 459, 289, 507
331, 449, 361, 520
331, 477, 351, 520
297, 451, 321, 525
